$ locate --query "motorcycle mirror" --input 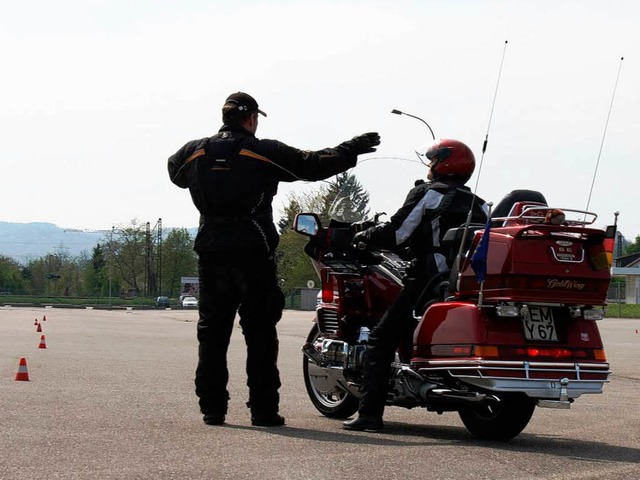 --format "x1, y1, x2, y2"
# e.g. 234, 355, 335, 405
293, 213, 321, 237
